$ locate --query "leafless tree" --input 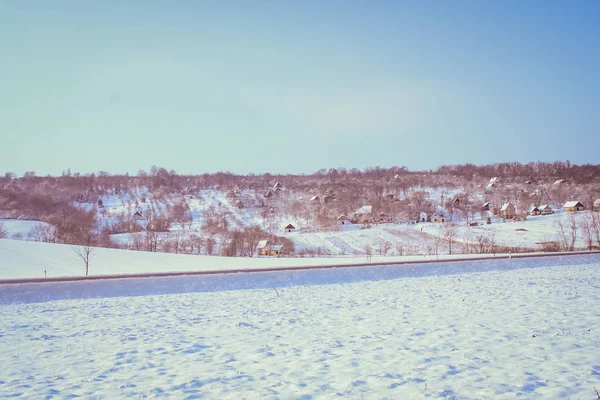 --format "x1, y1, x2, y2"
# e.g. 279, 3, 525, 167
442, 222, 458, 255
364, 245, 373, 261
395, 242, 404, 256
28, 223, 56, 243
0, 223, 7, 239
580, 212, 595, 250
73, 245, 93, 276
381, 241, 392, 256
591, 211, 600, 247
556, 213, 578, 251
475, 232, 491, 254
145, 230, 164, 252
